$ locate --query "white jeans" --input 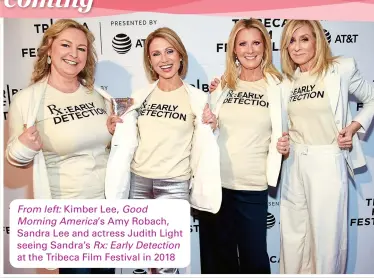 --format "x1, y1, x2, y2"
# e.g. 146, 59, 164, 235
279, 143, 348, 274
